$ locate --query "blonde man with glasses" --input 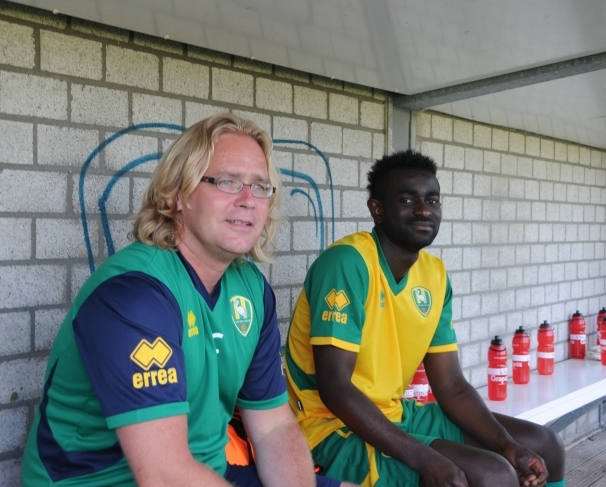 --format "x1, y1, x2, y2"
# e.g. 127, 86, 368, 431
22, 114, 350, 487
